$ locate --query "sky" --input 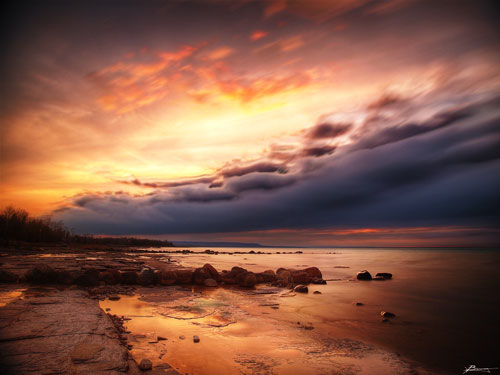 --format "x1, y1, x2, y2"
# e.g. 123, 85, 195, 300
1, 0, 500, 247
